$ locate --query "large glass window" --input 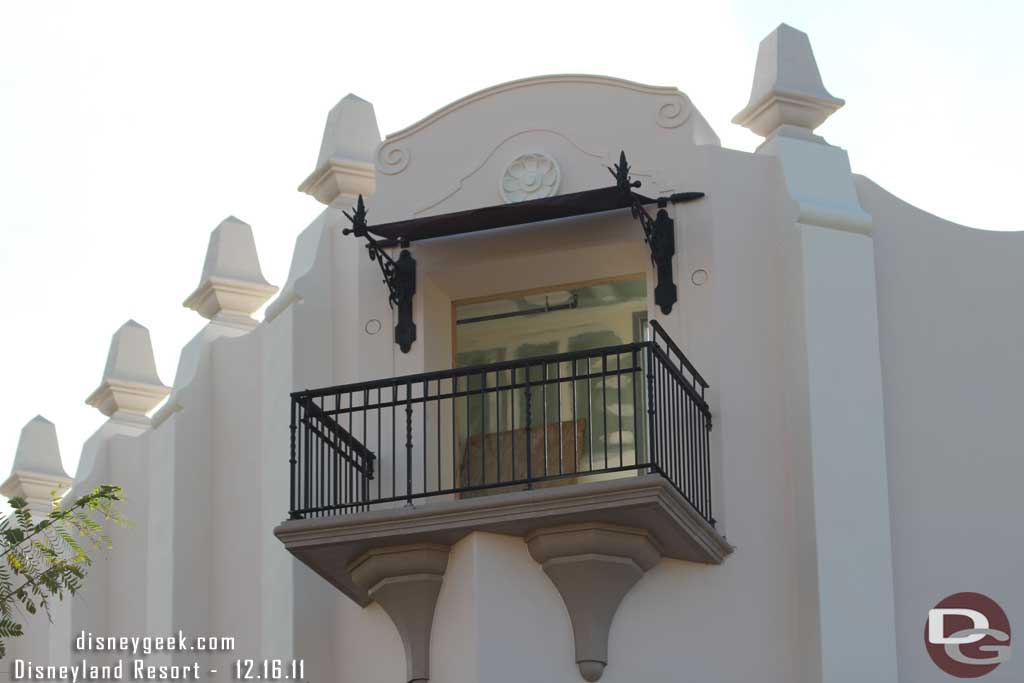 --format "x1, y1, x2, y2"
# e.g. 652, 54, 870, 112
453, 277, 647, 491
